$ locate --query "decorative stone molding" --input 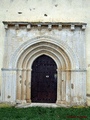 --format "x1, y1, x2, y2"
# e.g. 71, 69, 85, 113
15, 24, 19, 30
4, 24, 8, 29
2, 39, 72, 104
82, 25, 86, 30
37, 24, 41, 30
27, 24, 31, 30
48, 24, 52, 30
3, 21, 87, 31
9, 36, 79, 69
71, 25, 75, 30
58, 24, 62, 30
